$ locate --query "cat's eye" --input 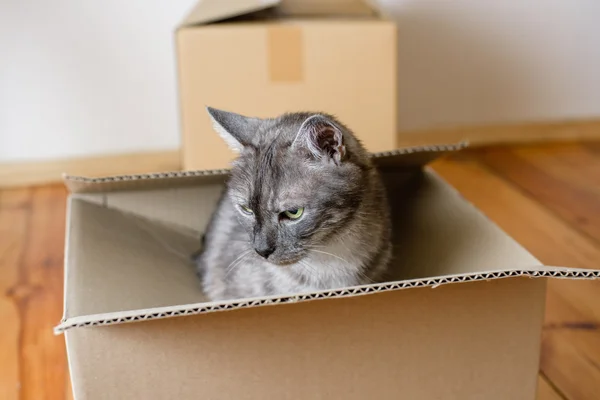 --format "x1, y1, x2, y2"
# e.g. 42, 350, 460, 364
240, 205, 253, 215
283, 208, 304, 220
